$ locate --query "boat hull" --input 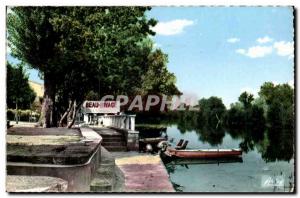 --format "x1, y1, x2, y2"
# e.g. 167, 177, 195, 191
139, 137, 167, 144
165, 148, 242, 159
